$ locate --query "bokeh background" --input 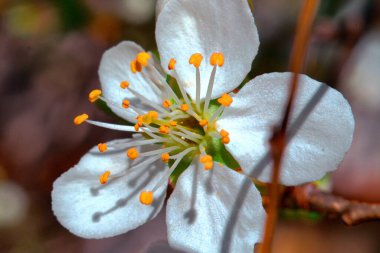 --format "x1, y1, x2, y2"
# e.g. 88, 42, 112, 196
0, 0, 379, 252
